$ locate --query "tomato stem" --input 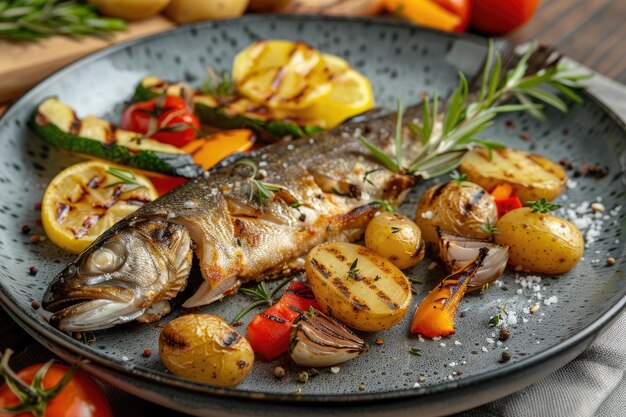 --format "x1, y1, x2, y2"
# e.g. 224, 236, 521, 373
0, 349, 77, 416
